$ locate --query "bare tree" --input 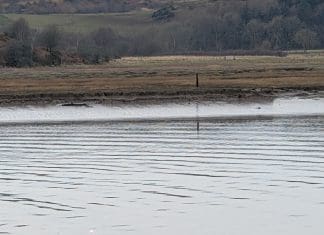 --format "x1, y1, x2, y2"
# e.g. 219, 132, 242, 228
294, 29, 320, 51
38, 25, 62, 53
7, 18, 31, 42
4, 41, 33, 67
37, 25, 62, 65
